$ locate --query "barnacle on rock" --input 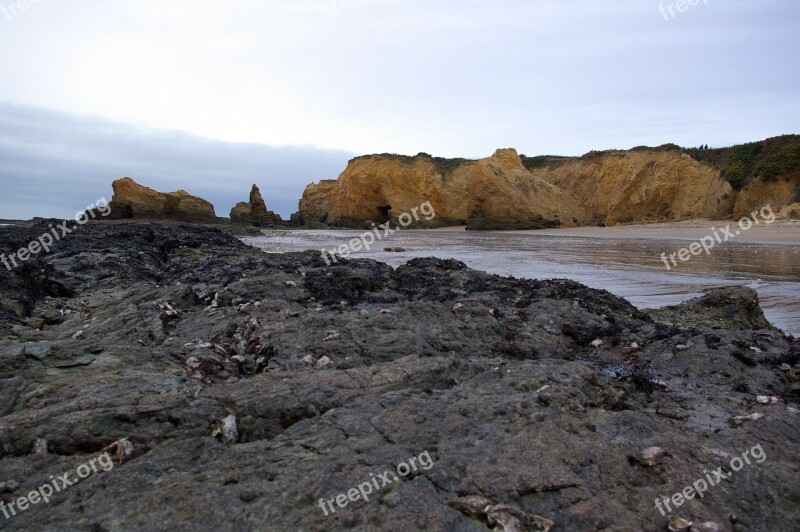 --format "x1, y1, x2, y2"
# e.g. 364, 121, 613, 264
212, 414, 239, 444
102, 437, 143, 465
631, 446, 666, 467
32, 437, 48, 455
